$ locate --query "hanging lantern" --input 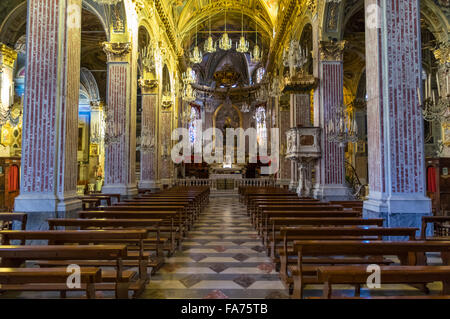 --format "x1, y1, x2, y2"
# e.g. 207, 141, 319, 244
219, 7, 232, 51
236, 10, 248, 53
251, 23, 262, 63
204, 2, 217, 54
190, 23, 203, 64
